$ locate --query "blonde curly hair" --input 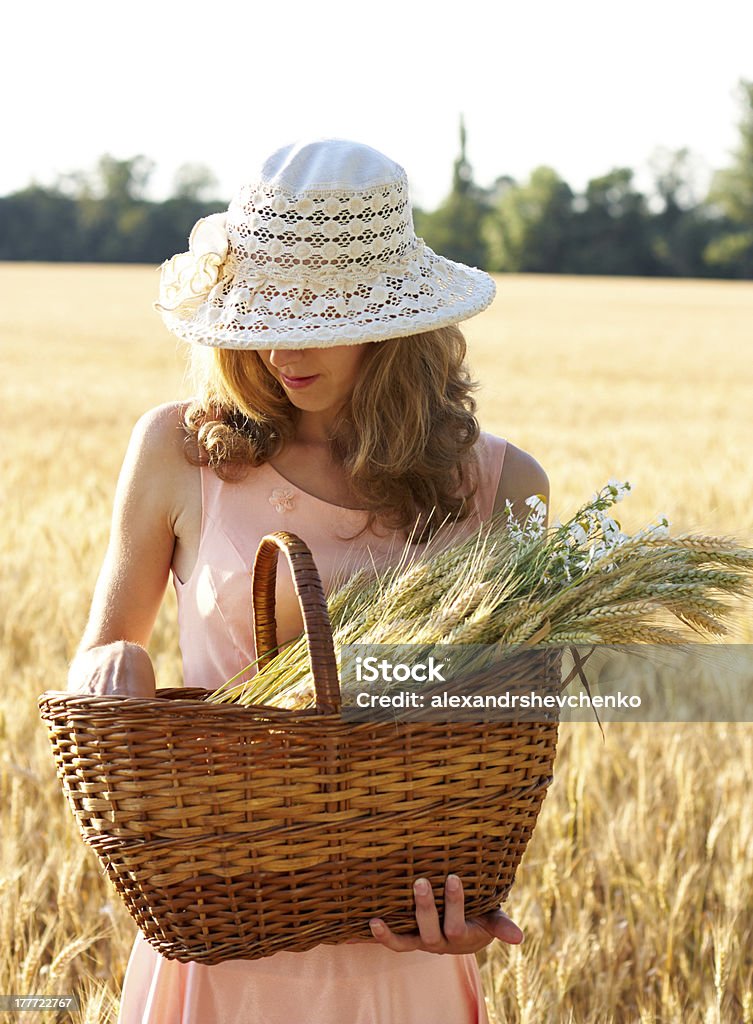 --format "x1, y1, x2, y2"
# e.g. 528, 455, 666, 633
182, 325, 482, 544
